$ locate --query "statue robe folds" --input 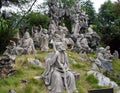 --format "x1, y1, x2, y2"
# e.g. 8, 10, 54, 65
42, 52, 77, 93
